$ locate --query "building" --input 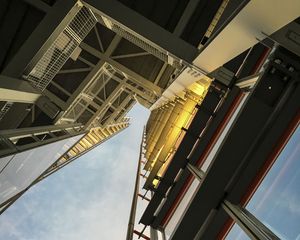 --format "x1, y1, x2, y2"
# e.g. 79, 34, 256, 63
122, 1, 300, 240
0, 0, 299, 239
0, 0, 181, 213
